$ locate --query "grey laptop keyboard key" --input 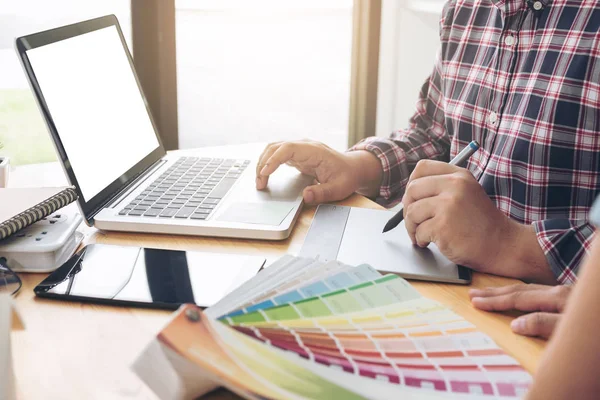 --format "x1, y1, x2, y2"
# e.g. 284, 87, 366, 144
175, 206, 198, 219
143, 209, 161, 217
208, 178, 237, 199
159, 208, 178, 218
